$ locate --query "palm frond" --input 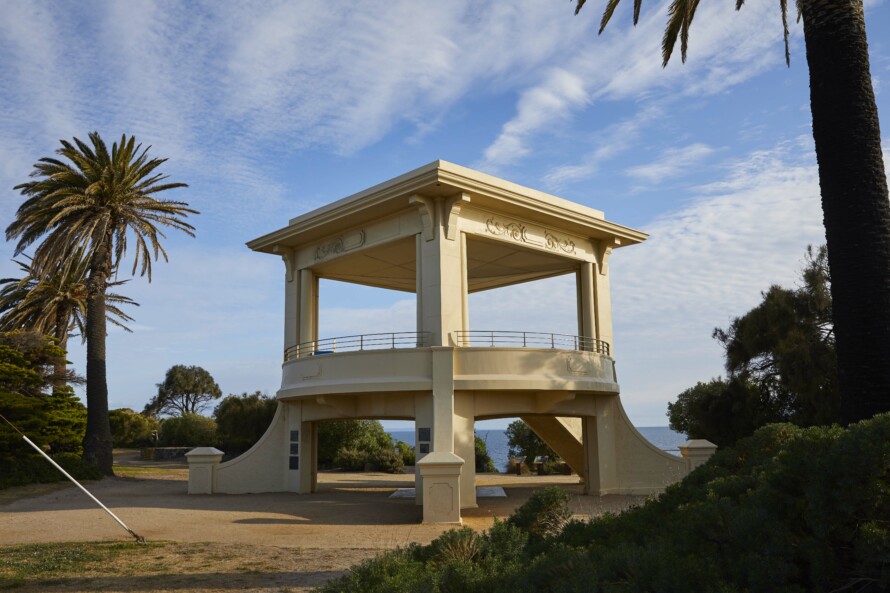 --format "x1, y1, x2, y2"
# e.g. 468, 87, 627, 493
7, 132, 196, 285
